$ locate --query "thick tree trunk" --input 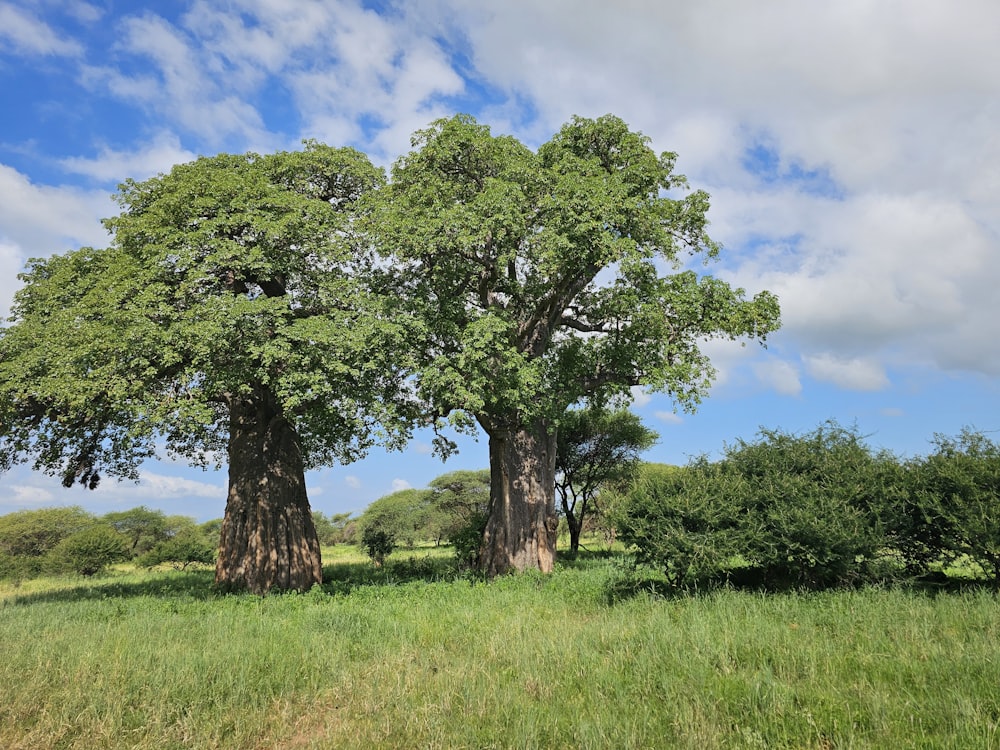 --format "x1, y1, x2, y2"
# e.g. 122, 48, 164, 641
216, 389, 322, 594
479, 419, 559, 577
